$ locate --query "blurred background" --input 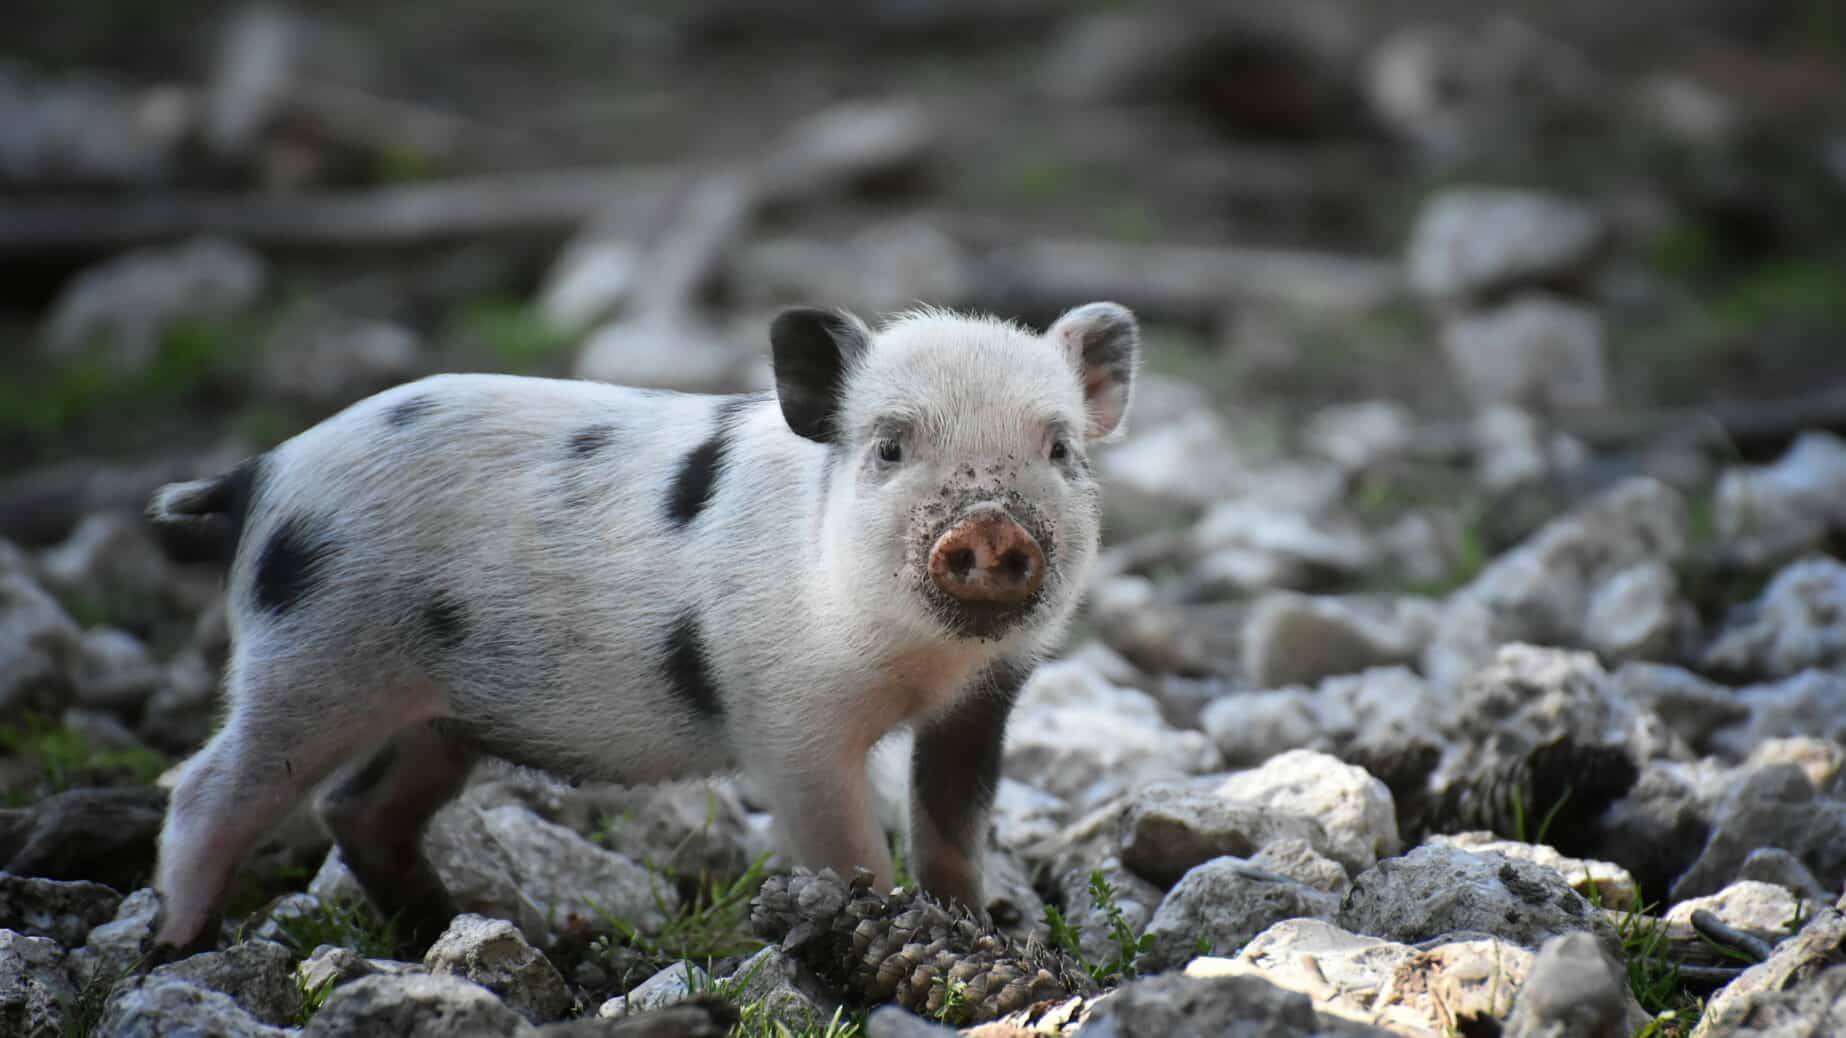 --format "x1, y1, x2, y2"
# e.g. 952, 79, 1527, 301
2, 0, 1844, 615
